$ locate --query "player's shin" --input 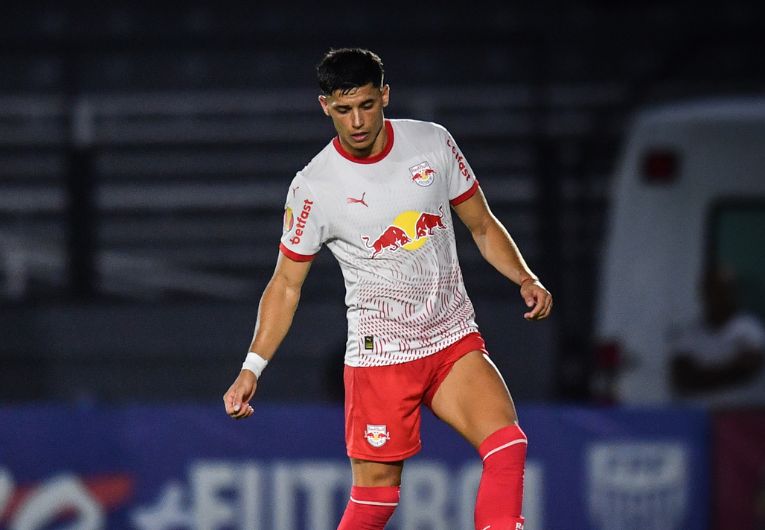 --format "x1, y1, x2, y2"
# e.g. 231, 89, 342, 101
337, 485, 399, 530
474, 423, 528, 530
